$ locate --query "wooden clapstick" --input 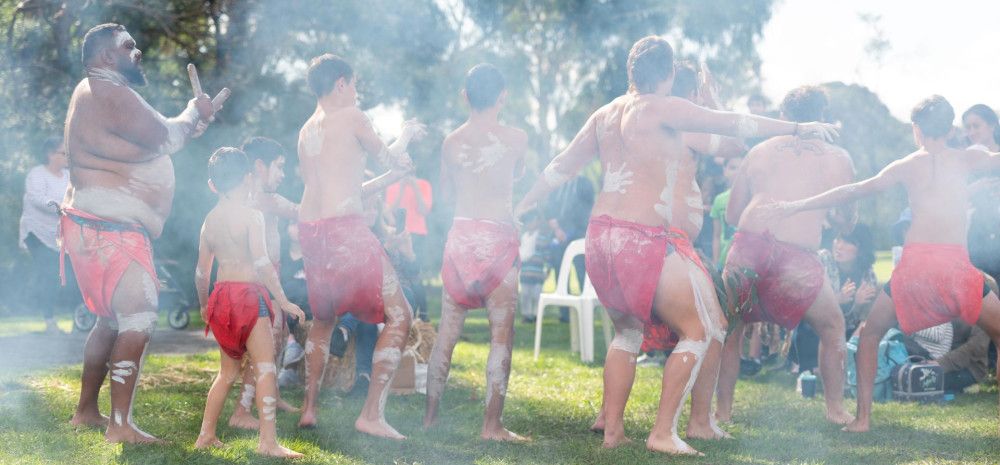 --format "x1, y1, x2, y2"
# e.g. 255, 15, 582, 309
187, 63, 203, 97
212, 88, 231, 111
